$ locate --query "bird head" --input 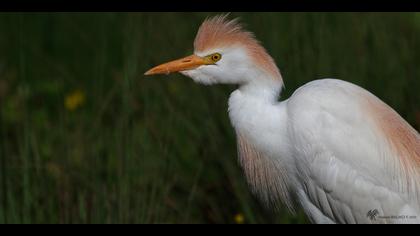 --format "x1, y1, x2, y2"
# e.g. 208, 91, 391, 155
145, 14, 282, 86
